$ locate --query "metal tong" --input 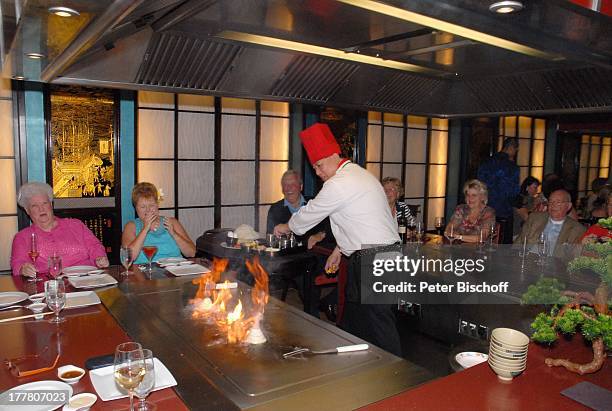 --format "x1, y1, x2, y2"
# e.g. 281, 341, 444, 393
283, 344, 369, 358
